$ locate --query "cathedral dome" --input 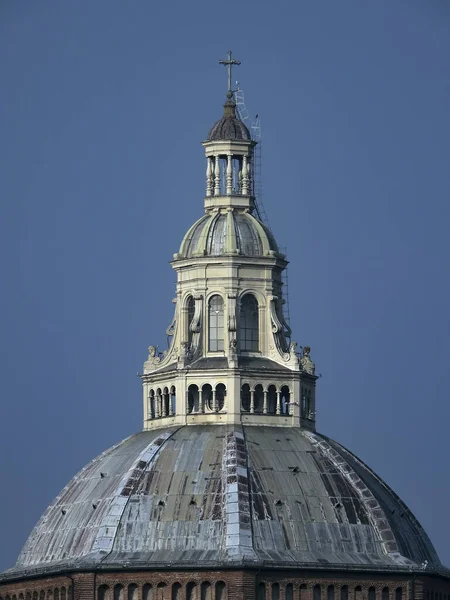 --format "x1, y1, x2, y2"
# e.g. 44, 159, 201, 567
9, 425, 439, 577
178, 210, 279, 258
207, 98, 251, 142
